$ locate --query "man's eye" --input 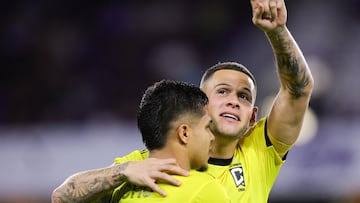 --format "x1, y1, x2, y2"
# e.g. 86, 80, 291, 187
217, 89, 227, 94
239, 94, 249, 100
